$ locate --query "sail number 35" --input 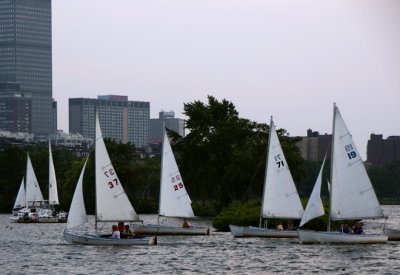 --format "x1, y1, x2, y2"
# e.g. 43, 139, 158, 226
104, 168, 118, 188
345, 144, 357, 160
